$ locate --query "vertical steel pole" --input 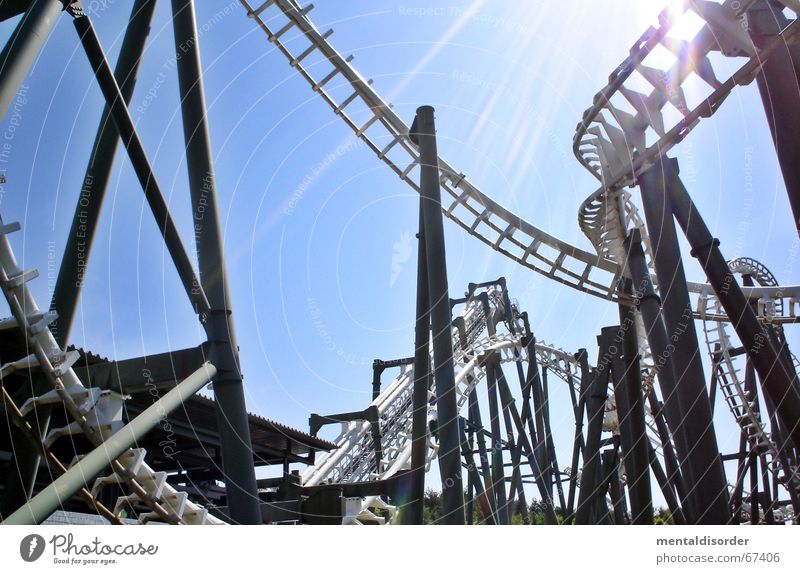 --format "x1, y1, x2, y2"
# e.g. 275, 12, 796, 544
171, 0, 259, 524
748, 1, 800, 236
566, 350, 589, 521
406, 203, 430, 525
664, 158, 800, 453
0, 8, 64, 511
542, 367, 567, 514
639, 158, 729, 524
469, 388, 497, 524
603, 448, 626, 524
0, 0, 65, 121
411, 106, 464, 524
614, 295, 654, 524
463, 418, 475, 525
458, 416, 485, 525
575, 329, 613, 524
529, 357, 556, 520
484, 353, 509, 524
